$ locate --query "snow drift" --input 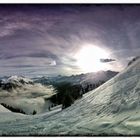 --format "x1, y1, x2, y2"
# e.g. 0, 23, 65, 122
0, 57, 140, 135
